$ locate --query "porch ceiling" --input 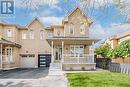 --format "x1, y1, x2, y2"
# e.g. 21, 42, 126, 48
46, 37, 100, 45
0, 38, 21, 48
